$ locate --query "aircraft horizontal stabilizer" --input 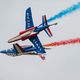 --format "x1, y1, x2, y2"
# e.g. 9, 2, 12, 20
42, 15, 53, 37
